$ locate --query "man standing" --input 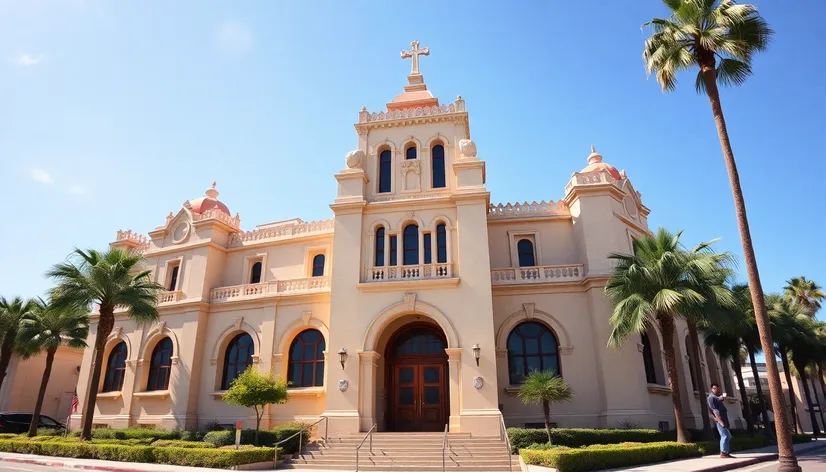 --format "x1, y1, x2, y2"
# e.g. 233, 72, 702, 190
708, 382, 732, 458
